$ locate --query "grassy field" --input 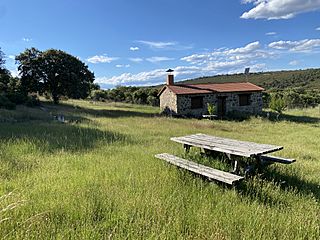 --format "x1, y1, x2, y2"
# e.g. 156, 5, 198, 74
0, 100, 319, 239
